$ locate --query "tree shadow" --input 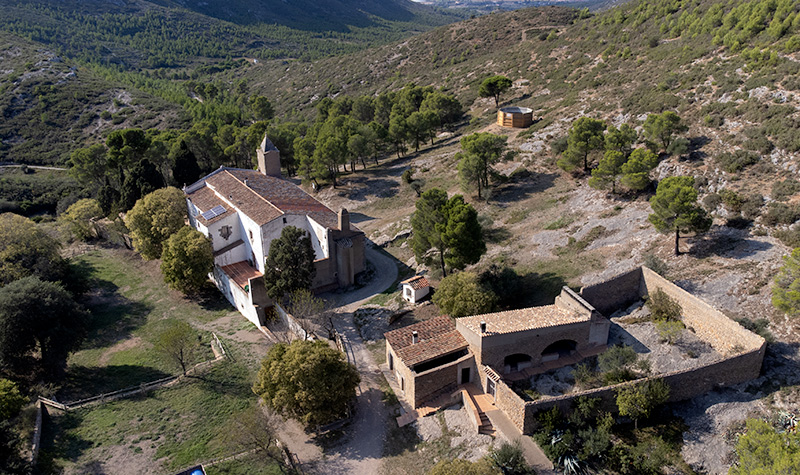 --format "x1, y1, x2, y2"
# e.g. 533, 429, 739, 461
80, 291, 153, 351
688, 228, 773, 259
195, 283, 234, 312
59, 365, 173, 401
483, 226, 513, 244
492, 172, 558, 205
38, 408, 93, 470
517, 271, 568, 308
